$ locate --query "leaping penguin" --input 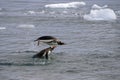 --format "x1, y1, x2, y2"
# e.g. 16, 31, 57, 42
34, 36, 65, 46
